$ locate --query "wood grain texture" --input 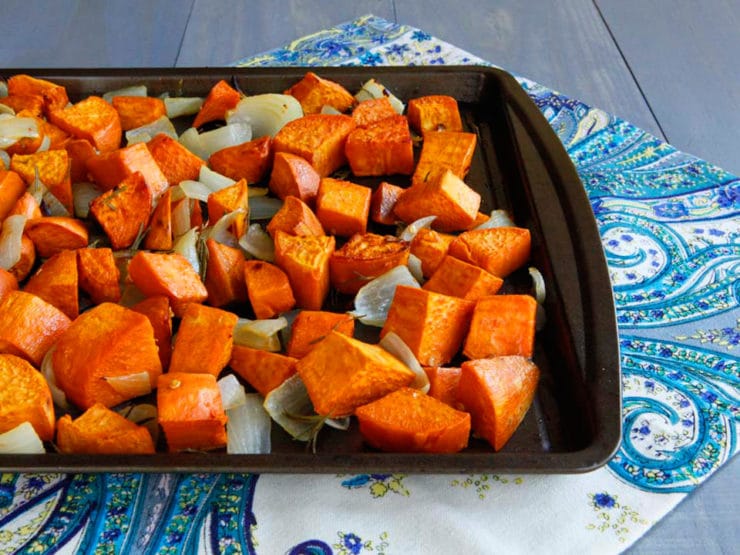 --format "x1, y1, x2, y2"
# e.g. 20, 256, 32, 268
394, 0, 664, 139
597, 0, 740, 175
0, 0, 195, 68
176, 0, 395, 66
